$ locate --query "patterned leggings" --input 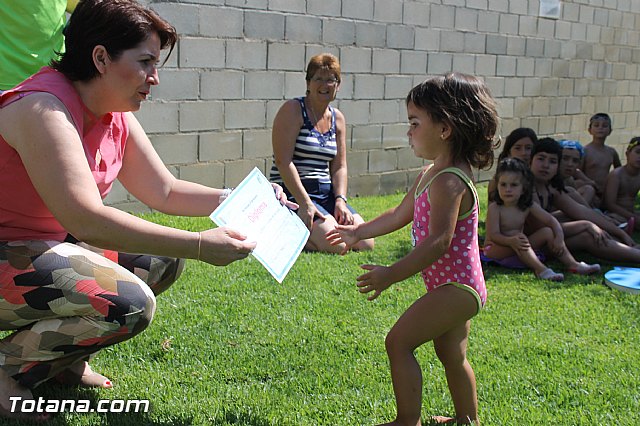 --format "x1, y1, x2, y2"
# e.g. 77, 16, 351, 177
0, 238, 184, 388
